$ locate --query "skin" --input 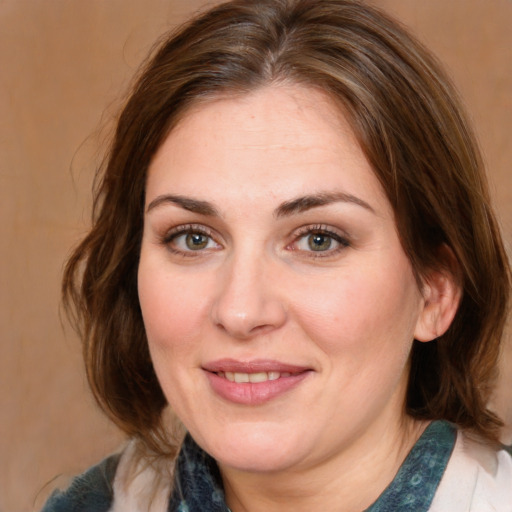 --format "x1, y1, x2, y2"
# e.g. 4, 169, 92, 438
138, 84, 457, 511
